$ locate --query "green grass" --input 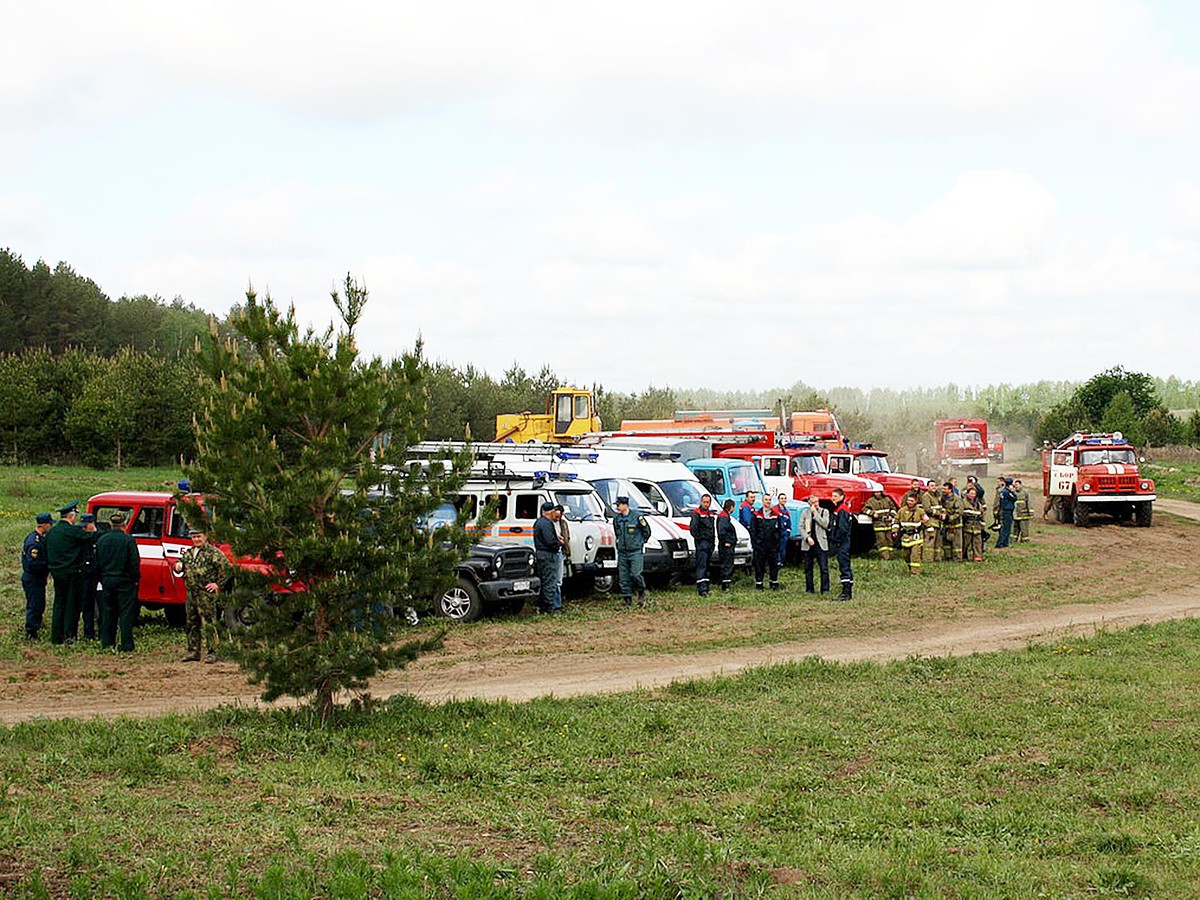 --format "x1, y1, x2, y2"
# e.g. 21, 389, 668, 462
4, 621, 1200, 896
1143, 458, 1200, 503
